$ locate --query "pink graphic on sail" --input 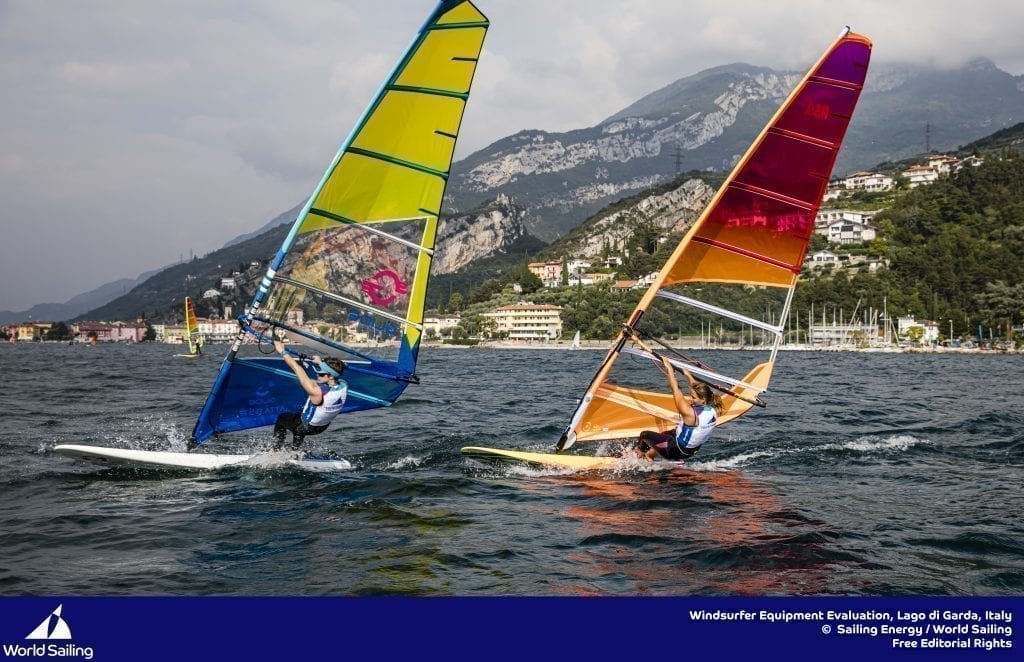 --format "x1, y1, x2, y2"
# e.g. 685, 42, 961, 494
361, 269, 409, 307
